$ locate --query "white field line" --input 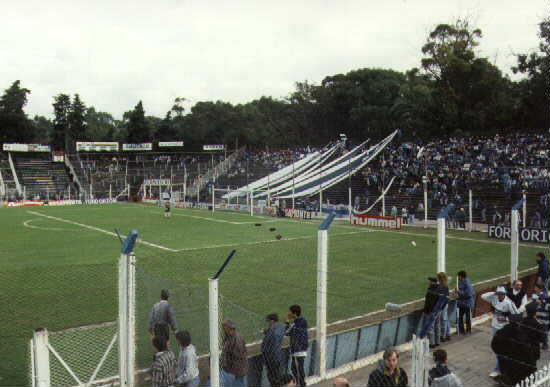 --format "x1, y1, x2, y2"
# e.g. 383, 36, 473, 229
175, 229, 375, 252
27, 211, 178, 252
23, 218, 78, 232
155, 210, 243, 225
